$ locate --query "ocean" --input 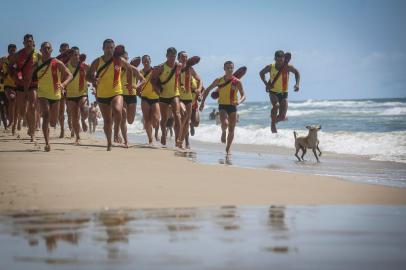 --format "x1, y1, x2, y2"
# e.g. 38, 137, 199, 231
193, 98, 406, 164
96, 98, 406, 187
